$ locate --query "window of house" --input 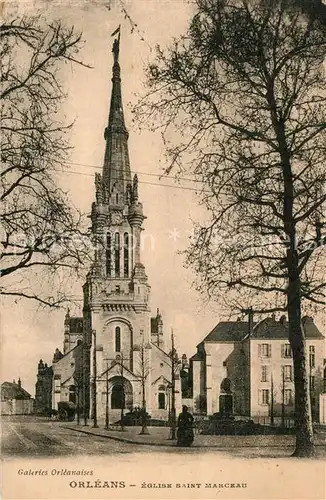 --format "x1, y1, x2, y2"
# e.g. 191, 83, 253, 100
115, 285, 120, 294
158, 392, 165, 409
116, 193, 119, 204
259, 389, 269, 405
261, 365, 268, 382
284, 389, 293, 405
309, 345, 315, 368
282, 365, 293, 382
309, 375, 315, 391
259, 344, 271, 358
106, 232, 111, 276
115, 326, 121, 353
281, 344, 292, 358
